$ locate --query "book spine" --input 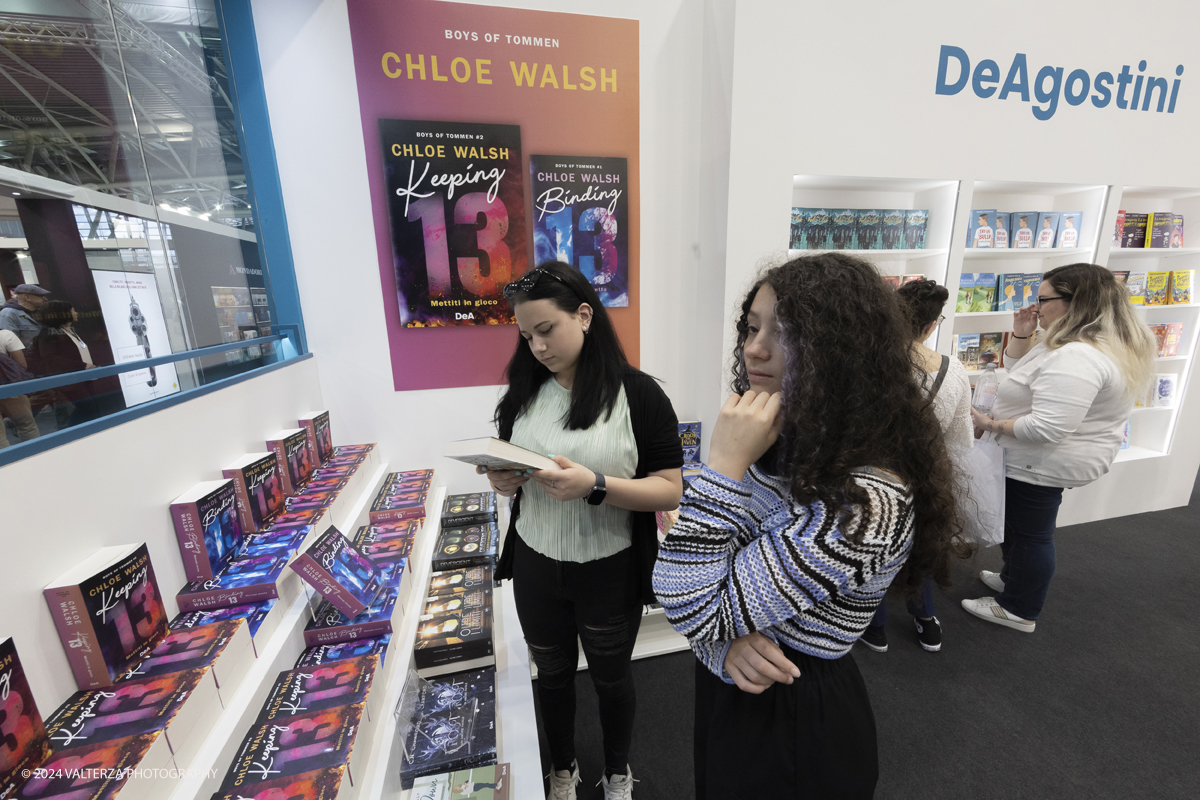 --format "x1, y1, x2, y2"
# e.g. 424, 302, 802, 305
303, 618, 394, 648
43, 585, 111, 690
171, 501, 214, 583
267, 441, 294, 496
412, 636, 495, 670
290, 554, 370, 618
431, 554, 494, 573
369, 507, 426, 524
224, 469, 256, 534
176, 583, 280, 613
